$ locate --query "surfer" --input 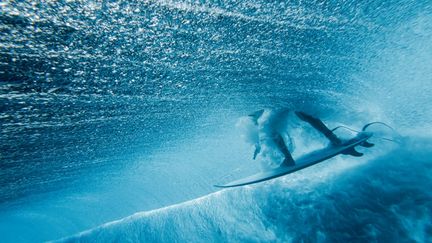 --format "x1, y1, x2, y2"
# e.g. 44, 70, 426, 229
218, 111, 378, 188
247, 109, 343, 167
